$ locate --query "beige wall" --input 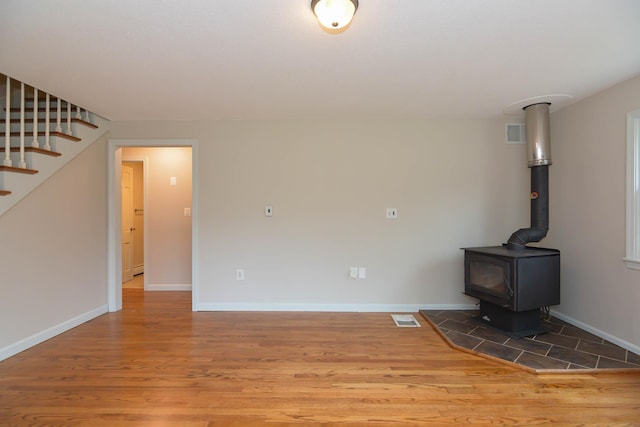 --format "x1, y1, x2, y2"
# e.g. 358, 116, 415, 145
0, 136, 108, 352
4, 73, 640, 358
110, 119, 529, 309
122, 147, 192, 287
546, 74, 640, 348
